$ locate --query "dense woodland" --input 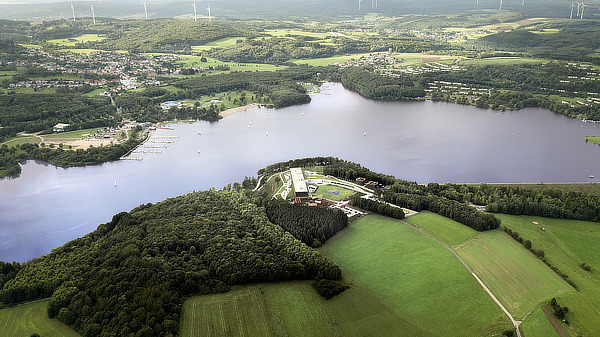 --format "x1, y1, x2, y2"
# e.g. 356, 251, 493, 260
0, 189, 343, 336
266, 200, 348, 247
349, 195, 405, 219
